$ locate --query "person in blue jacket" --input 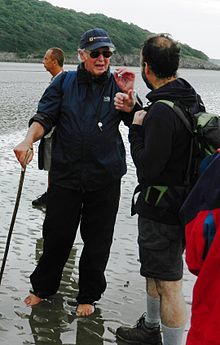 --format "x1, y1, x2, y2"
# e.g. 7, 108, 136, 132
14, 28, 135, 316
